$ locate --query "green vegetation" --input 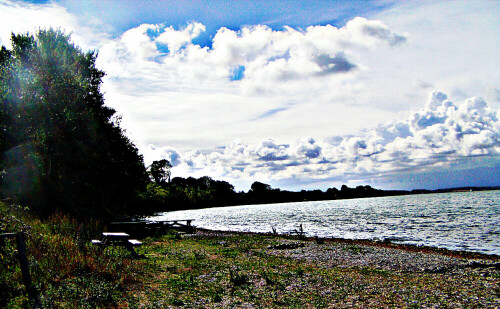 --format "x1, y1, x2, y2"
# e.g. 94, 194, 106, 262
1, 202, 499, 308
140, 172, 500, 213
0, 29, 148, 217
0, 201, 145, 308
